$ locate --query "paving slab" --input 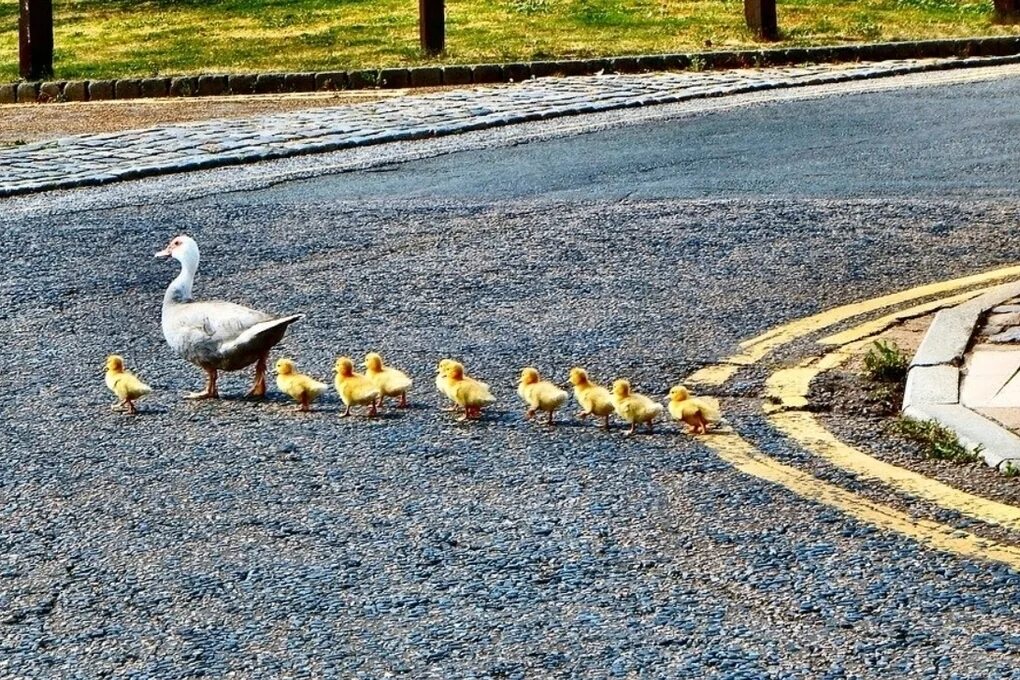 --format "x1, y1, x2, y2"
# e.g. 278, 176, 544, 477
961, 347, 1020, 408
